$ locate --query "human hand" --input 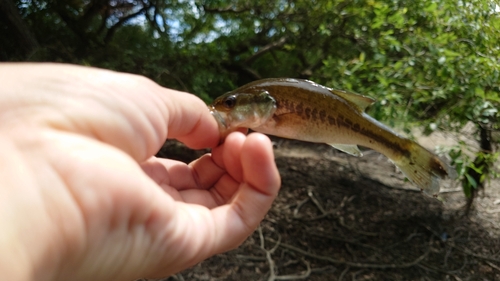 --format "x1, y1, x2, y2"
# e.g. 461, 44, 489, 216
0, 63, 280, 281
